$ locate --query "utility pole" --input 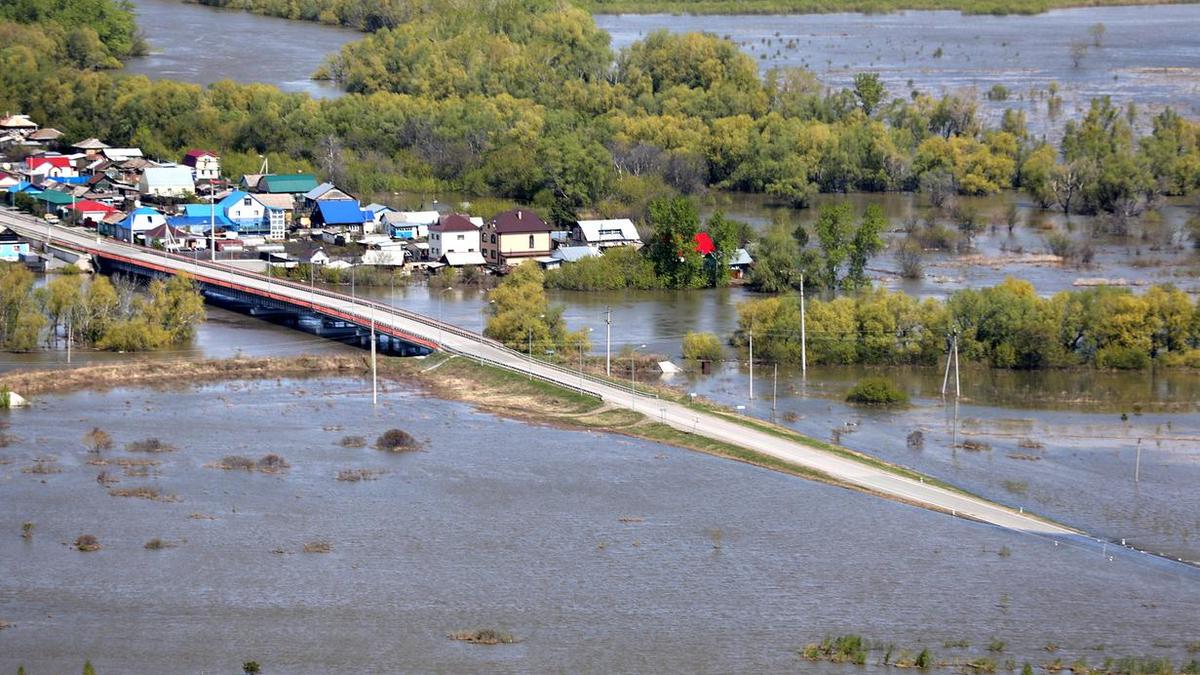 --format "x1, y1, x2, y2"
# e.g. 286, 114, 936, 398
953, 331, 961, 399
605, 305, 612, 377
942, 330, 962, 399
1135, 437, 1142, 483
772, 363, 778, 414
370, 308, 377, 406
66, 315, 72, 364
209, 190, 216, 262
799, 274, 807, 377
748, 328, 754, 400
